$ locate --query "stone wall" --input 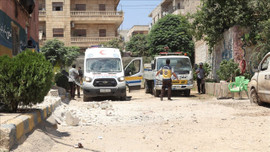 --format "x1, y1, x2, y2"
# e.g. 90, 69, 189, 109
195, 40, 209, 64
